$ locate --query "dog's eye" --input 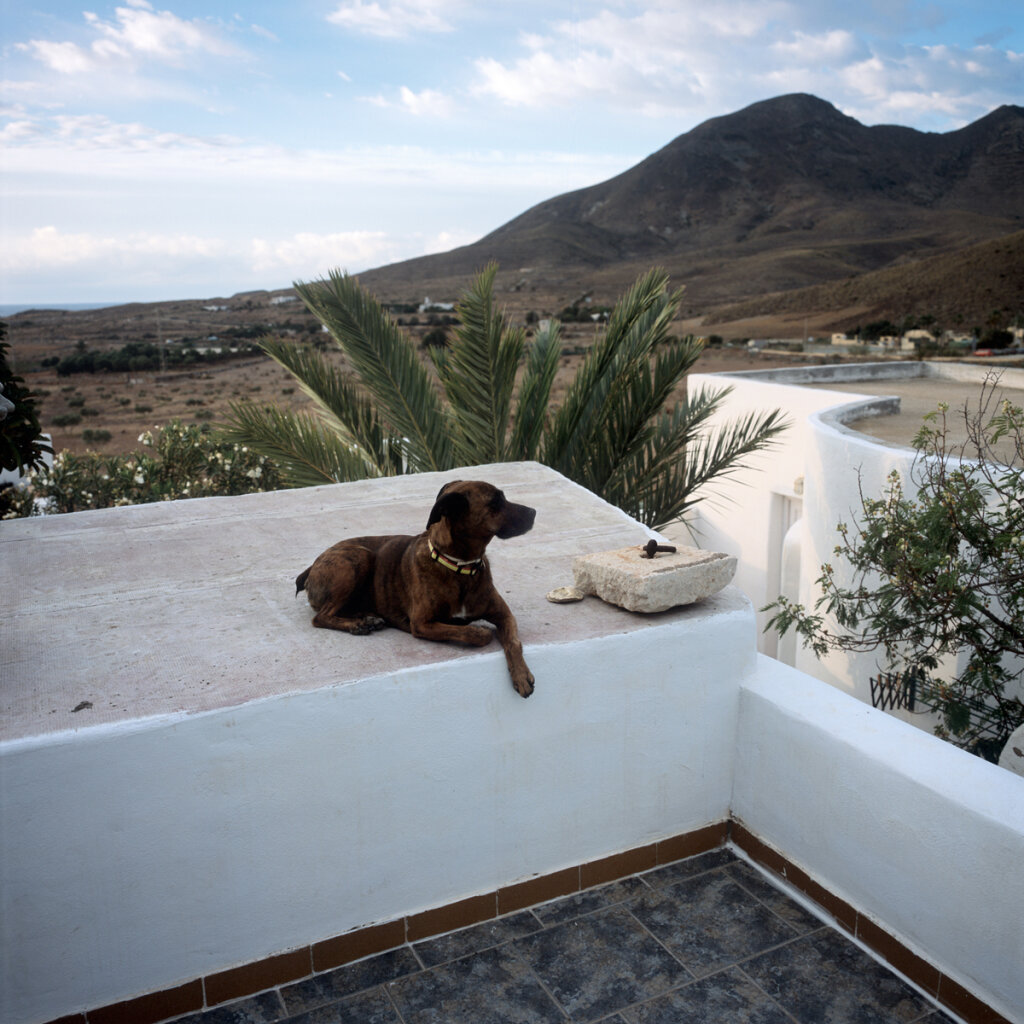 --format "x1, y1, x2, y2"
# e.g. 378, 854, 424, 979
488, 491, 505, 512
